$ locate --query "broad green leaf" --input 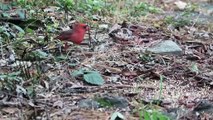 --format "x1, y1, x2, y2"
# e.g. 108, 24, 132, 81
13, 24, 25, 33
83, 71, 104, 86
110, 111, 125, 120
71, 69, 85, 77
